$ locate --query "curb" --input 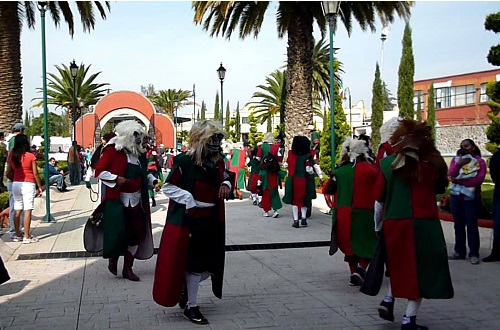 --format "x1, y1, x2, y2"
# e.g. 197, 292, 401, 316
439, 211, 493, 228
